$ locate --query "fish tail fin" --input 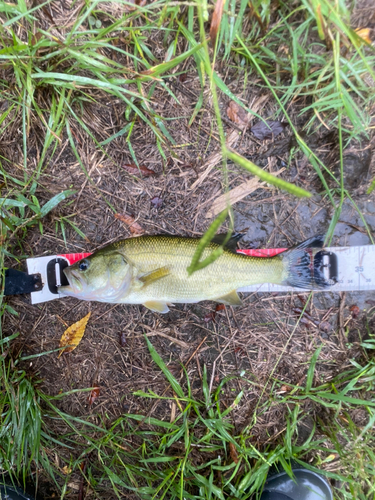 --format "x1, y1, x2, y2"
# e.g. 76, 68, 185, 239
280, 235, 329, 289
